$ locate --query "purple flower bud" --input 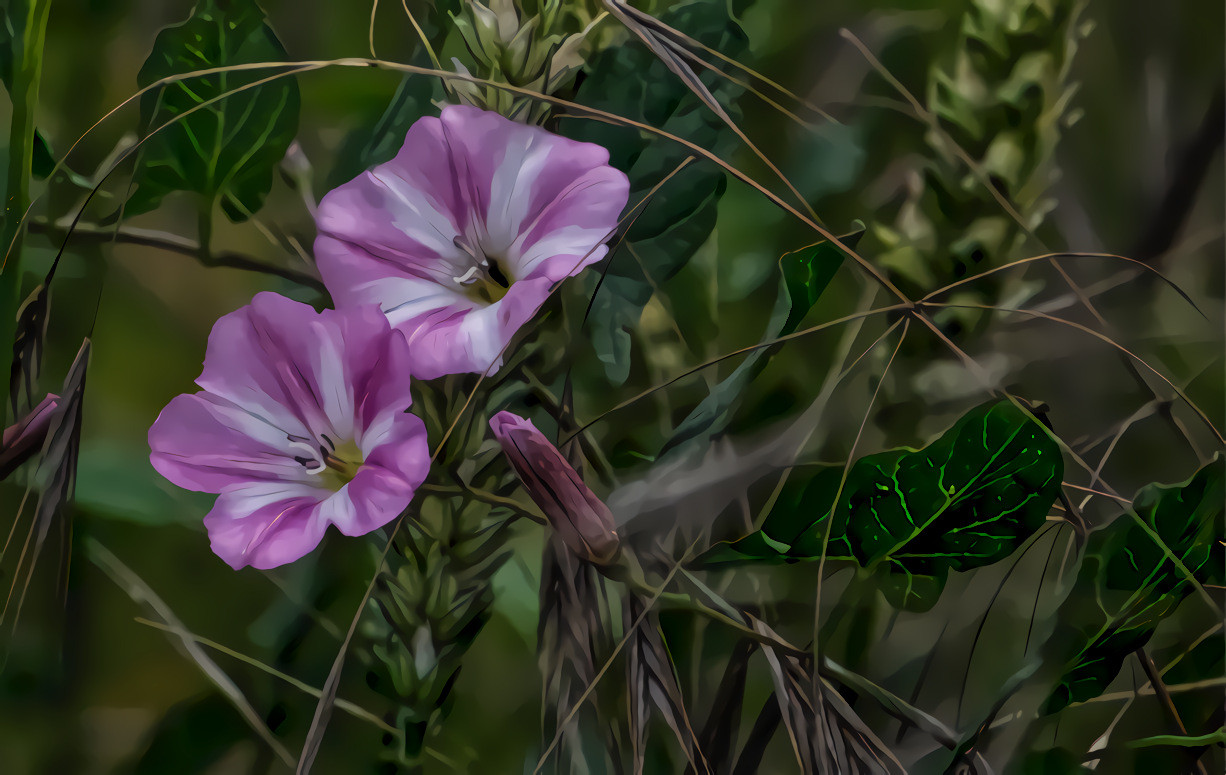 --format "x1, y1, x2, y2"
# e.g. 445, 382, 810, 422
489, 411, 619, 564
0, 394, 60, 478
